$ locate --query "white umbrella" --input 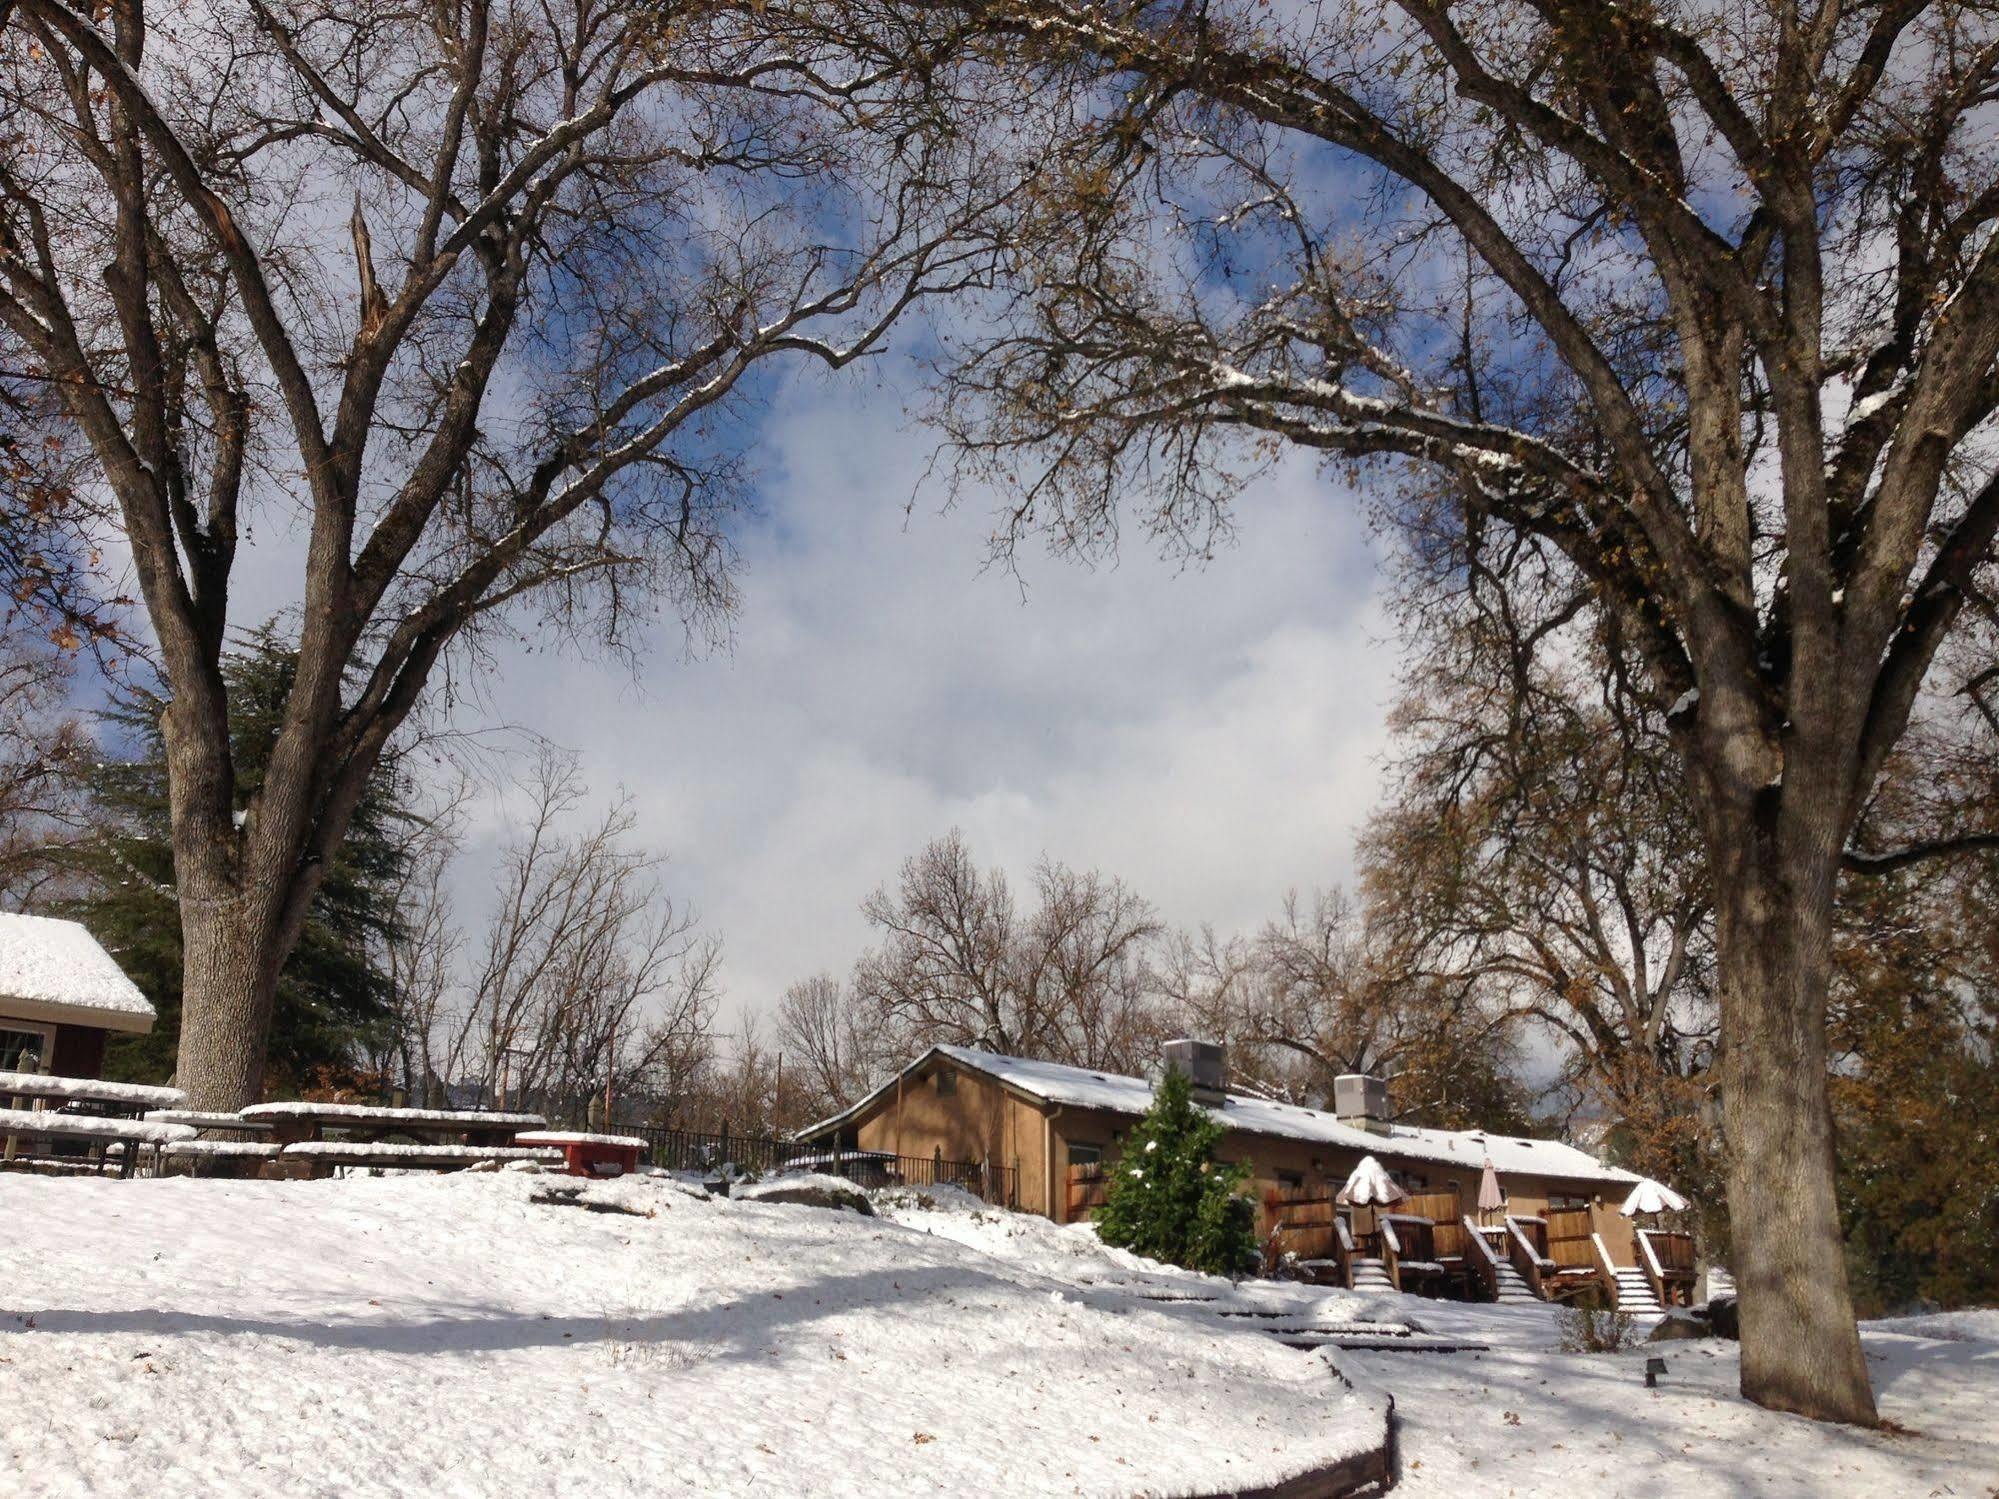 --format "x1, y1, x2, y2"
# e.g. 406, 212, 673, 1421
1477, 1157, 1505, 1216
1336, 1154, 1407, 1207
1619, 1178, 1690, 1217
